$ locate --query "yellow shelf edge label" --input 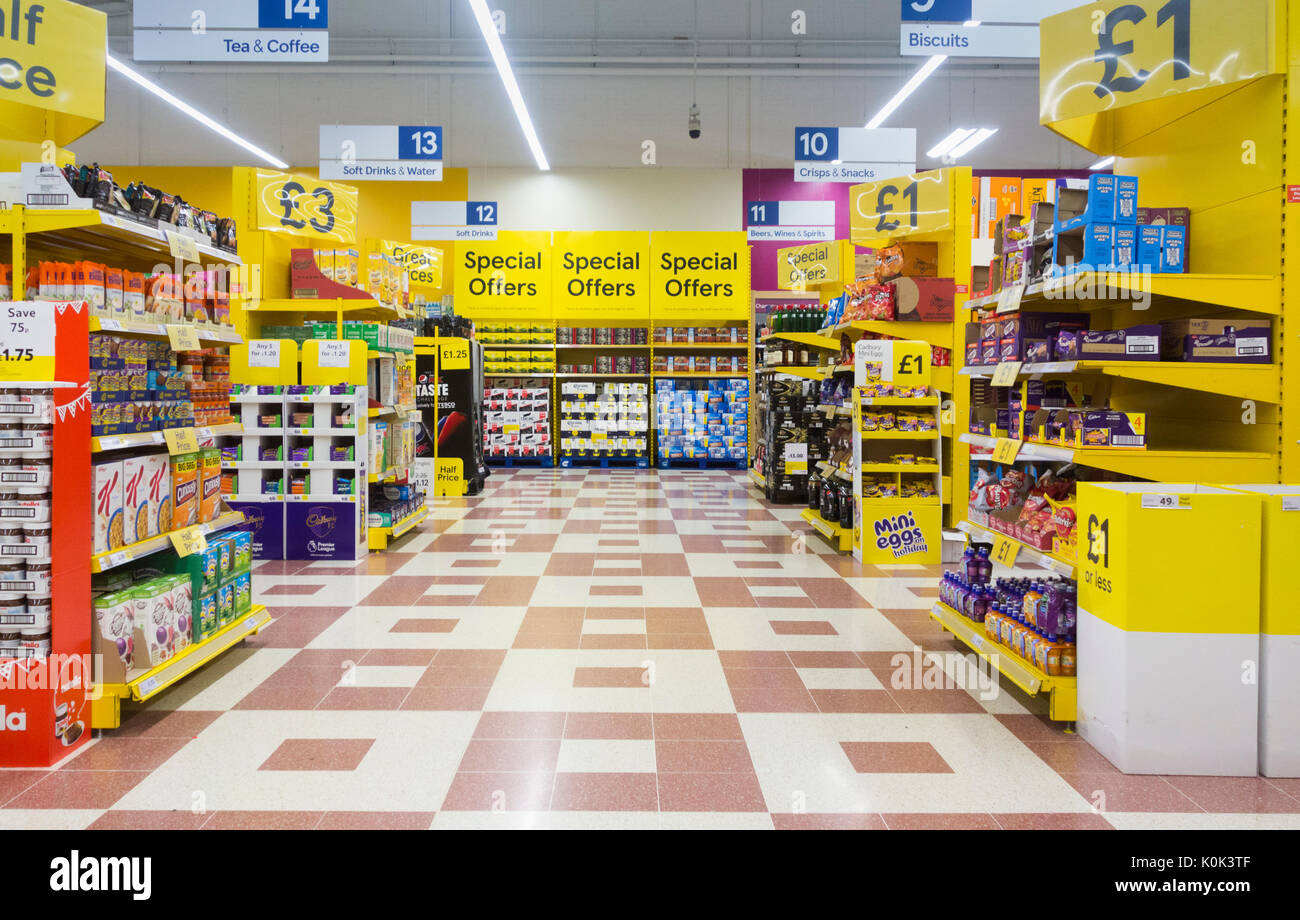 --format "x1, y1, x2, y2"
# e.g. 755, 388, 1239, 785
162, 427, 200, 455
168, 525, 208, 558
